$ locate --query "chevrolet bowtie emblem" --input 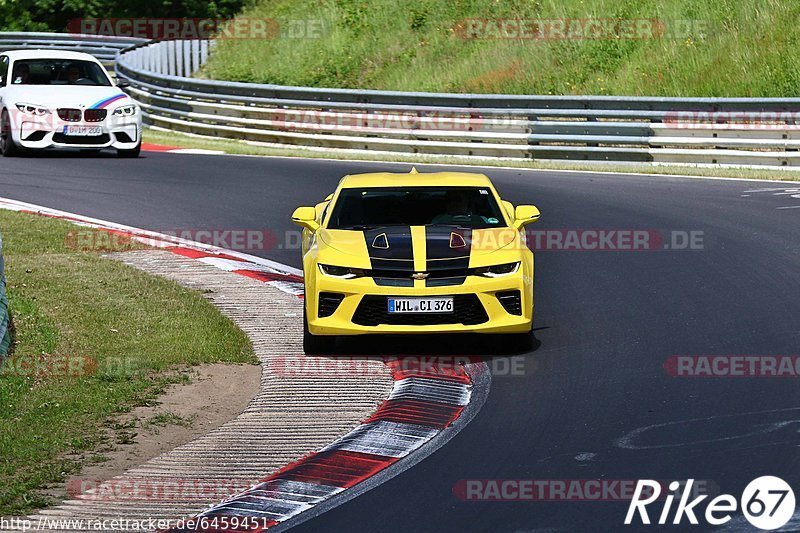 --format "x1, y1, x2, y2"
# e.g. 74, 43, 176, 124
450, 232, 467, 248
411, 272, 429, 280
372, 232, 389, 249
